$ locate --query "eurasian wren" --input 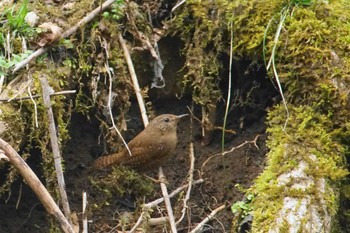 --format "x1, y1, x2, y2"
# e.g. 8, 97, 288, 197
93, 114, 187, 169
